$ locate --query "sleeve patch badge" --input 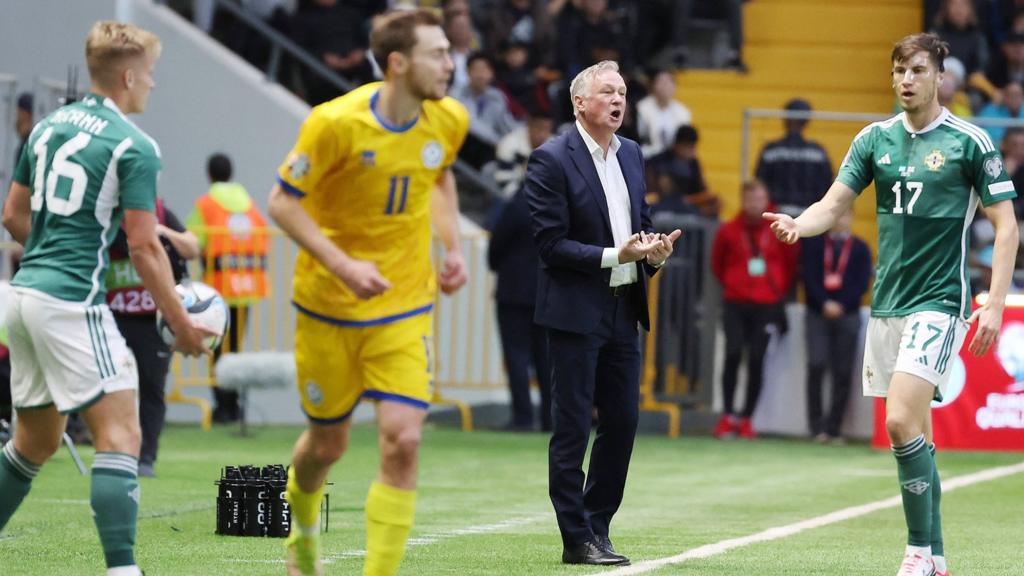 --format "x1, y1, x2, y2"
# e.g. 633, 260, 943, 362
984, 155, 1004, 179
288, 152, 311, 181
